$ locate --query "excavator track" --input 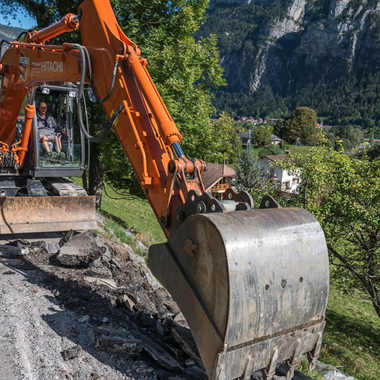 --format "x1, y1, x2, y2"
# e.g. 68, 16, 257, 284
43, 178, 88, 197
